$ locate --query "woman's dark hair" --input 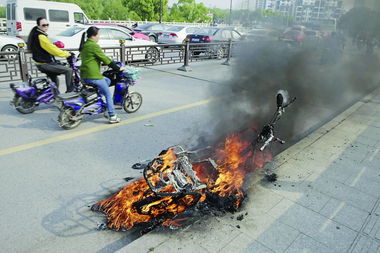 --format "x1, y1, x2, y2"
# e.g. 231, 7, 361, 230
79, 26, 99, 52
27, 17, 47, 50
36, 17, 46, 26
